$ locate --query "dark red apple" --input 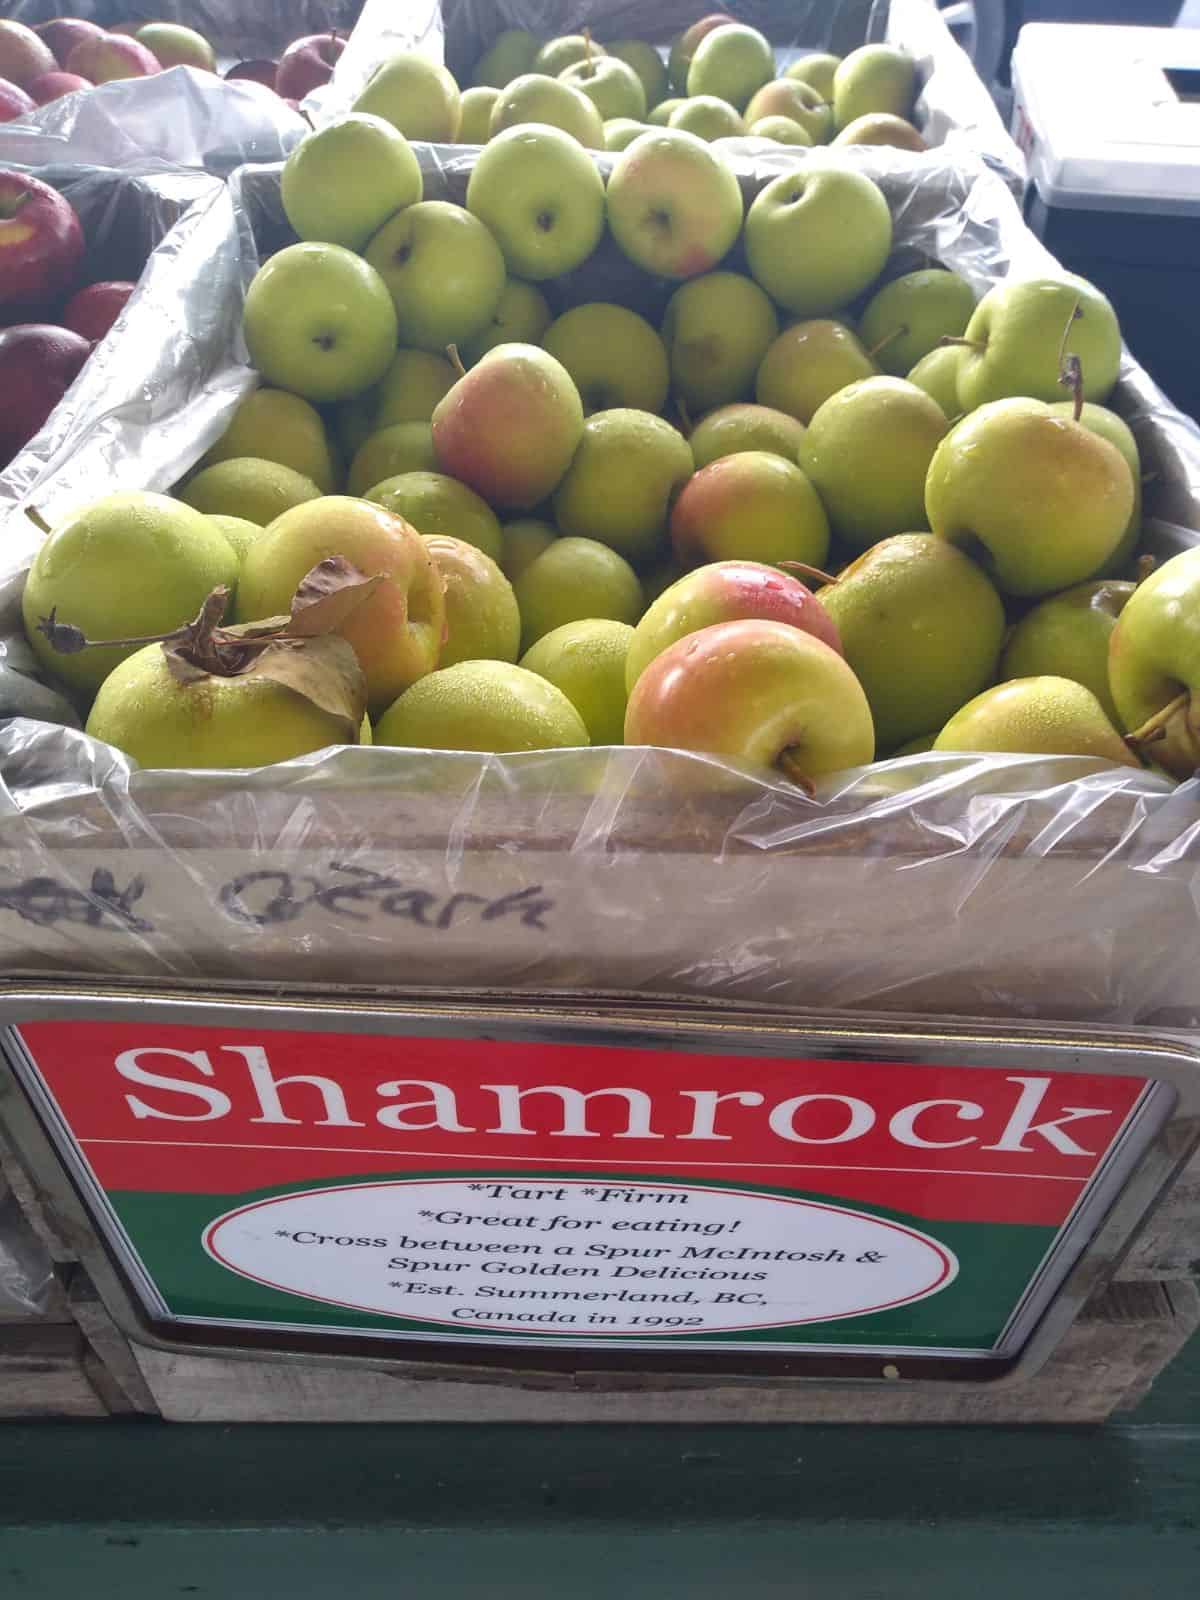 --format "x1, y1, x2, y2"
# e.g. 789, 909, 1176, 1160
0, 77, 35, 122
62, 280, 135, 342
276, 33, 345, 101
28, 71, 90, 105
226, 58, 279, 91
36, 18, 105, 68
0, 323, 91, 467
0, 171, 85, 315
